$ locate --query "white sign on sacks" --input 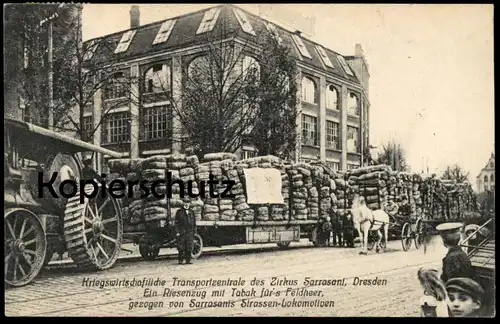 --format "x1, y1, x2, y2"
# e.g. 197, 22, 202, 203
243, 168, 284, 205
